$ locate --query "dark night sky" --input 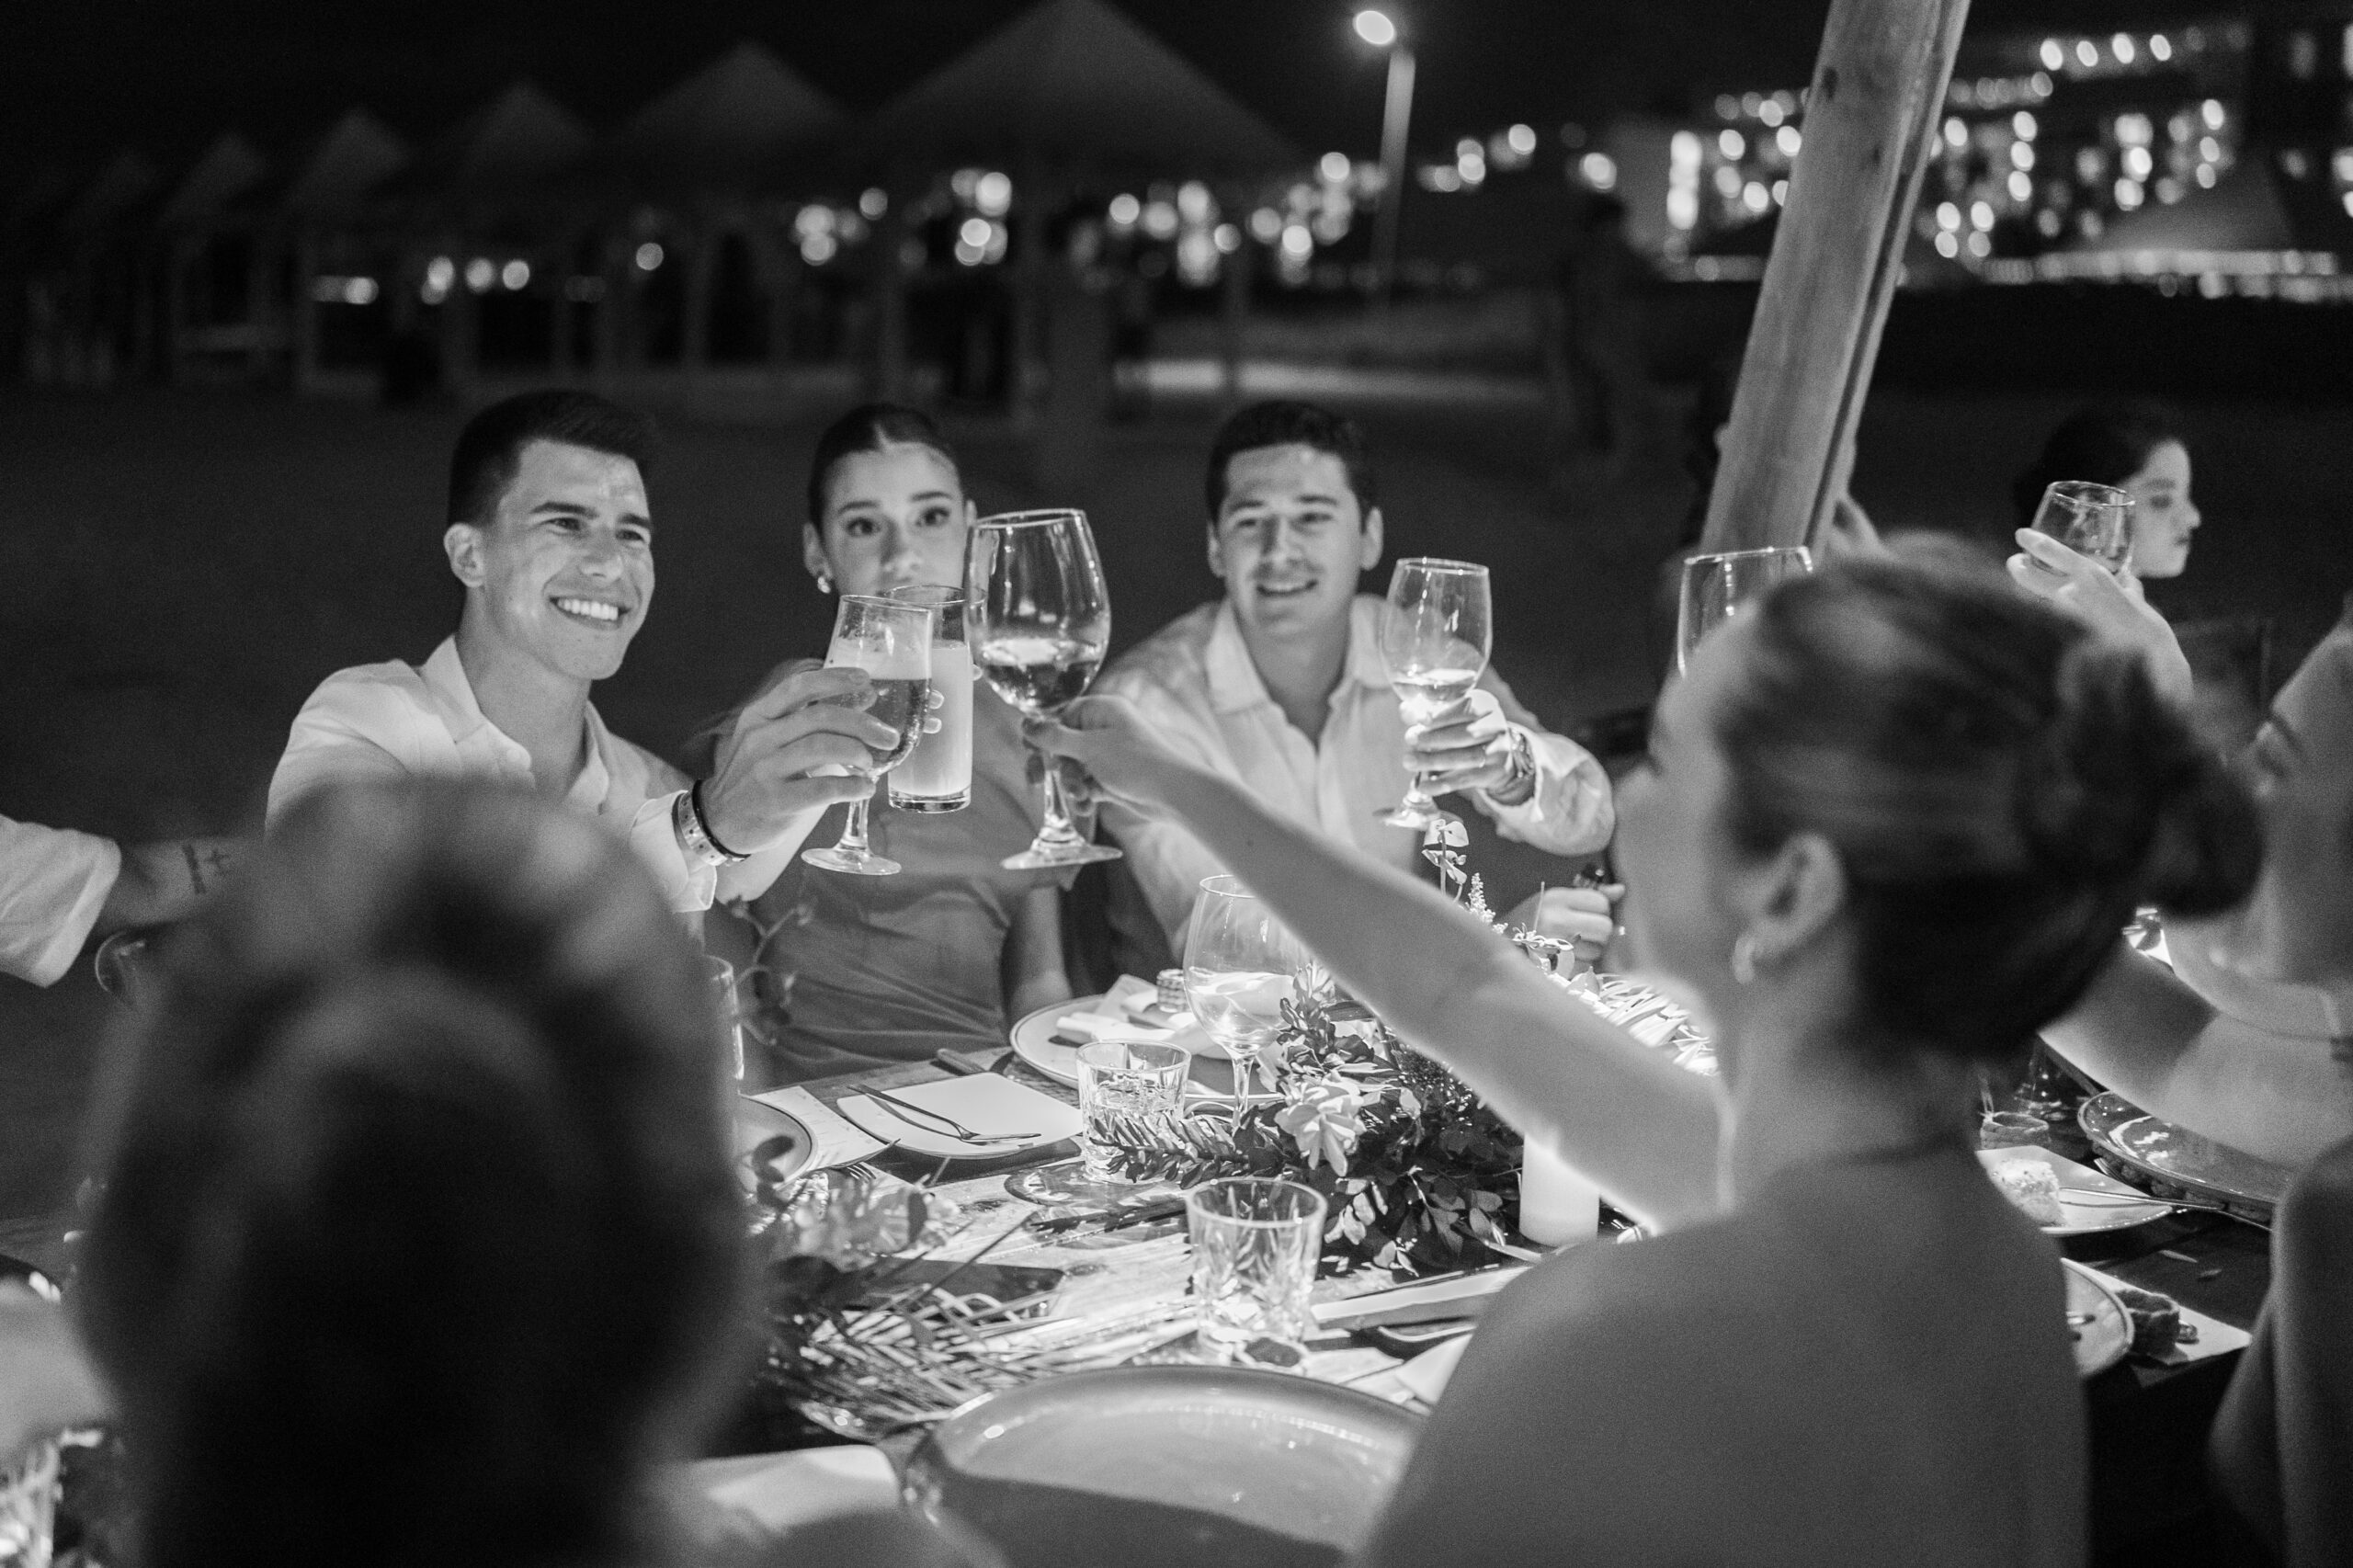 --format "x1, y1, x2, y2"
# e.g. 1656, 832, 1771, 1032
0, 0, 2290, 185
